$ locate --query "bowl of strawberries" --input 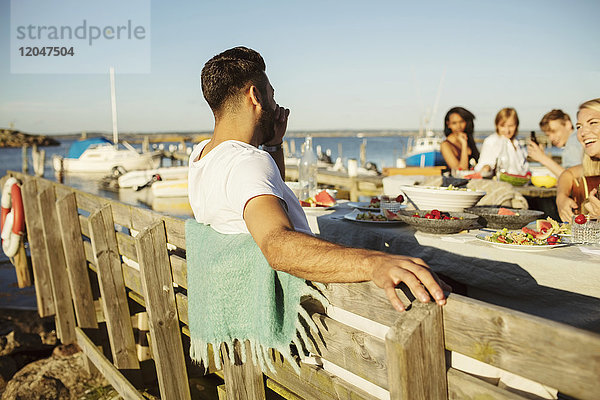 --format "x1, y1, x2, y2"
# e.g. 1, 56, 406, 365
384, 209, 480, 234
